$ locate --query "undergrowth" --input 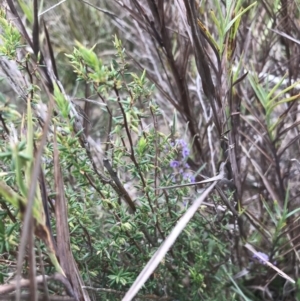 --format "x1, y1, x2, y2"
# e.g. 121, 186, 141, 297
0, 1, 300, 301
